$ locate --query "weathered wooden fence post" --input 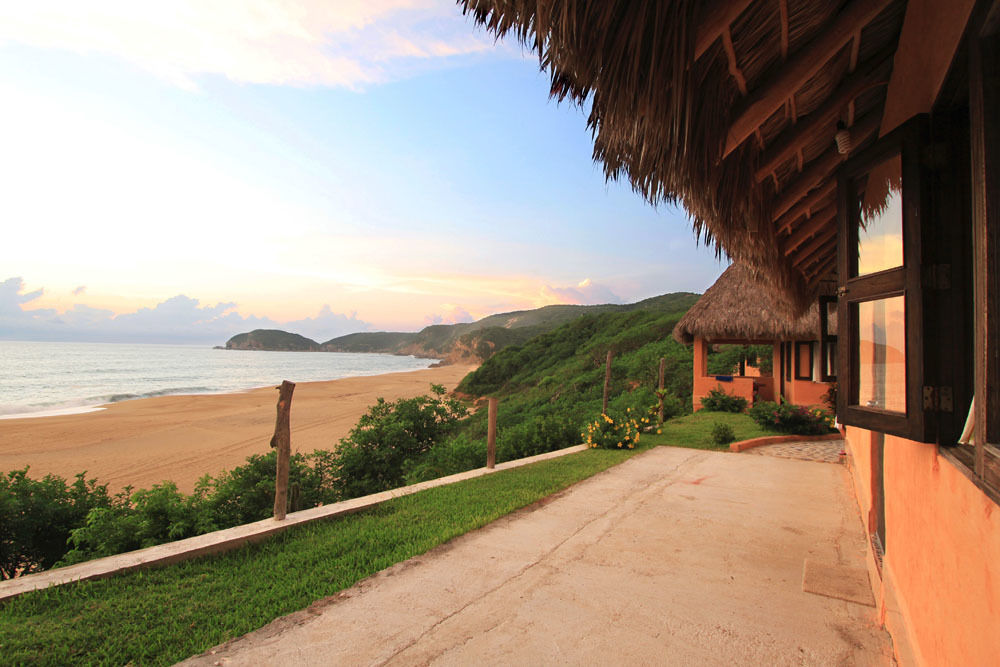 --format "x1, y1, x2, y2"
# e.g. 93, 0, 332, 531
271, 380, 295, 520
487, 397, 498, 469
602, 349, 614, 415
658, 356, 666, 423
